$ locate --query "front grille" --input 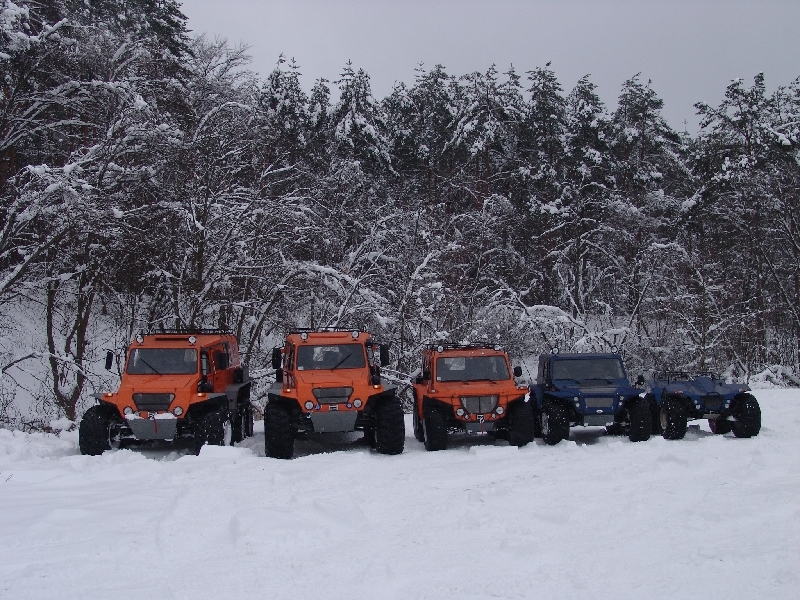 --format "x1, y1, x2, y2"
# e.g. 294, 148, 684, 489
585, 396, 615, 408
703, 395, 723, 411
132, 393, 174, 412
460, 395, 499, 414
312, 387, 353, 404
